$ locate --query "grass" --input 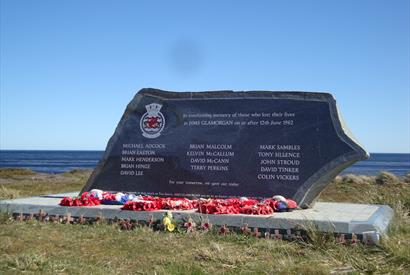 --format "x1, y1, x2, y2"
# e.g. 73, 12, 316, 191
0, 169, 409, 274
0, 168, 90, 199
